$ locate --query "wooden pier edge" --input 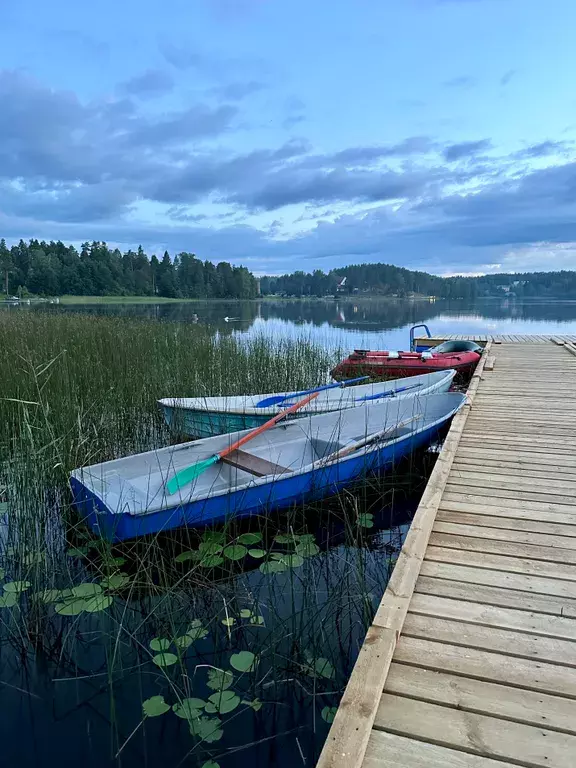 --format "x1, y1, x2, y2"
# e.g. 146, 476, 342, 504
316, 342, 493, 768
